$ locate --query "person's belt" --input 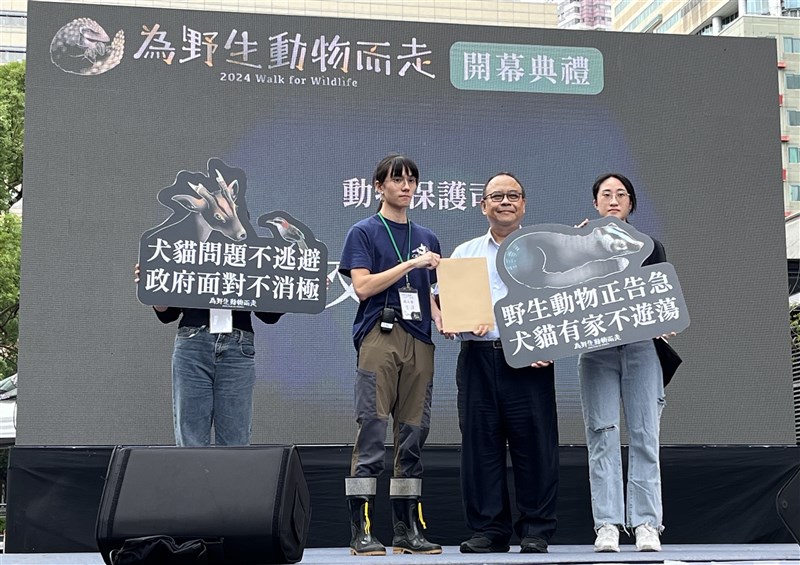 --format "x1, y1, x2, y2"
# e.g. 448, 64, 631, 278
463, 339, 503, 349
